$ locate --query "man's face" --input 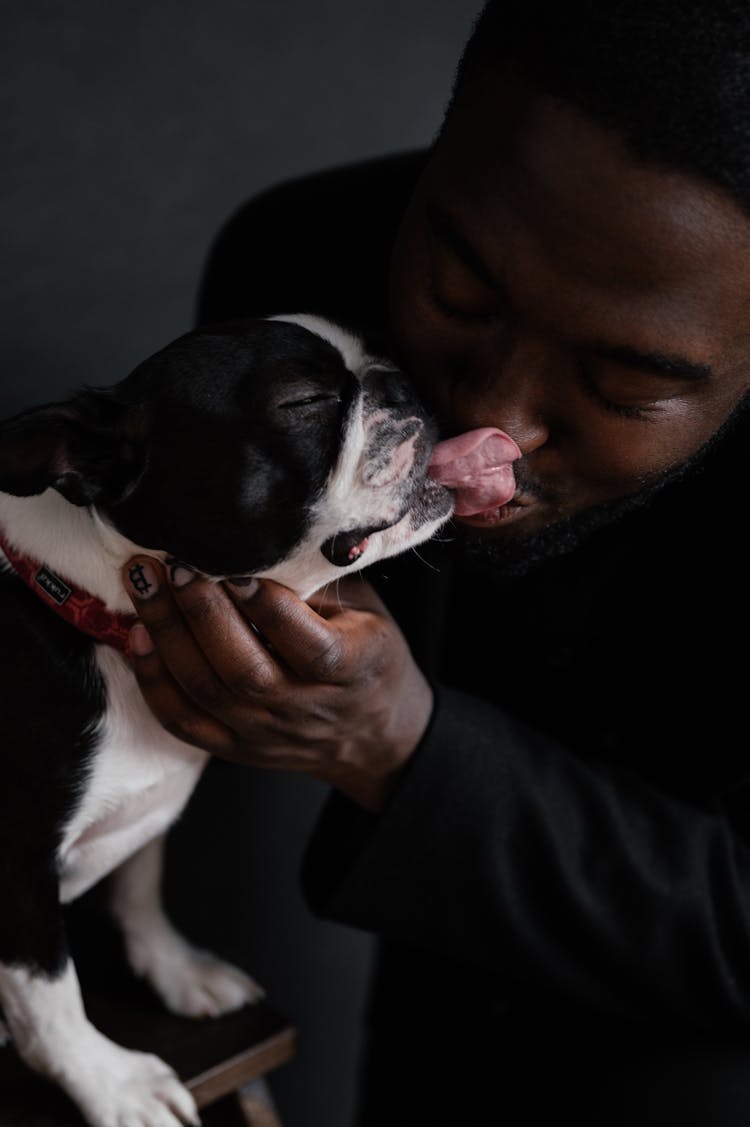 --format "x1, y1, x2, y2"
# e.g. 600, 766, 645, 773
389, 71, 750, 545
